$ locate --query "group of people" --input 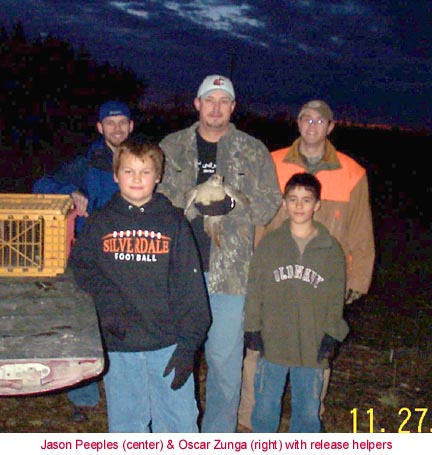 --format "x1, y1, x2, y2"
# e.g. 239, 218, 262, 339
34, 74, 375, 433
